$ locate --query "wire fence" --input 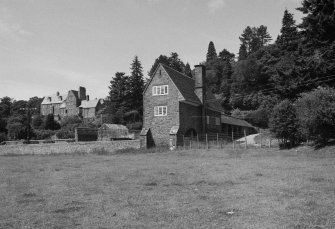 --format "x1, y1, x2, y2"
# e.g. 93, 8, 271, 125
174, 131, 274, 150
